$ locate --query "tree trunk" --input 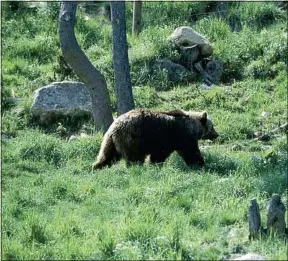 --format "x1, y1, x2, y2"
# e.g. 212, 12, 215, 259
132, 1, 142, 35
110, 1, 135, 115
58, 1, 113, 132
